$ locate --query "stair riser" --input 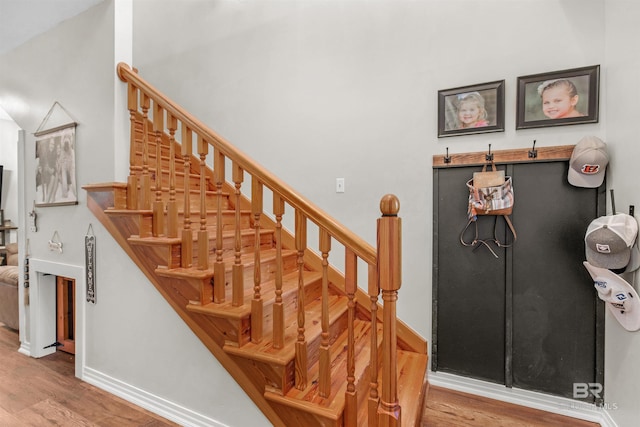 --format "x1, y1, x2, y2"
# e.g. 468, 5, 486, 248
216, 252, 299, 298
144, 190, 223, 212
131, 167, 203, 190
179, 211, 252, 231
279, 308, 350, 395
266, 400, 341, 427
213, 278, 323, 349
190, 230, 275, 262
260, 278, 323, 343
